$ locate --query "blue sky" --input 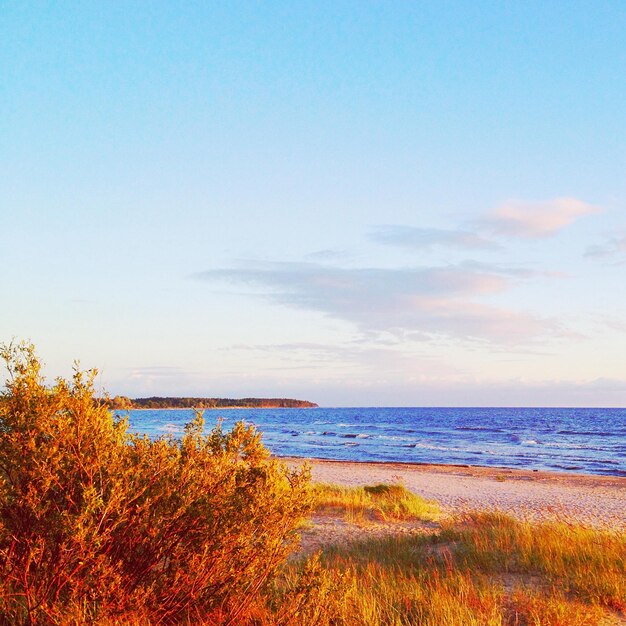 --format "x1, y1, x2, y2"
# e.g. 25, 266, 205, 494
2, 2, 626, 406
